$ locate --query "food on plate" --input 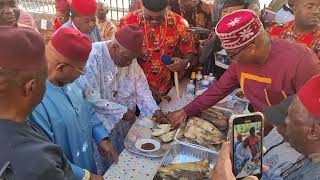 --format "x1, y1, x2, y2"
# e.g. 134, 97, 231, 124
151, 124, 176, 143
199, 107, 230, 131
183, 117, 226, 146
151, 124, 171, 137
141, 143, 155, 150
157, 160, 211, 179
159, 130, 177, 143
